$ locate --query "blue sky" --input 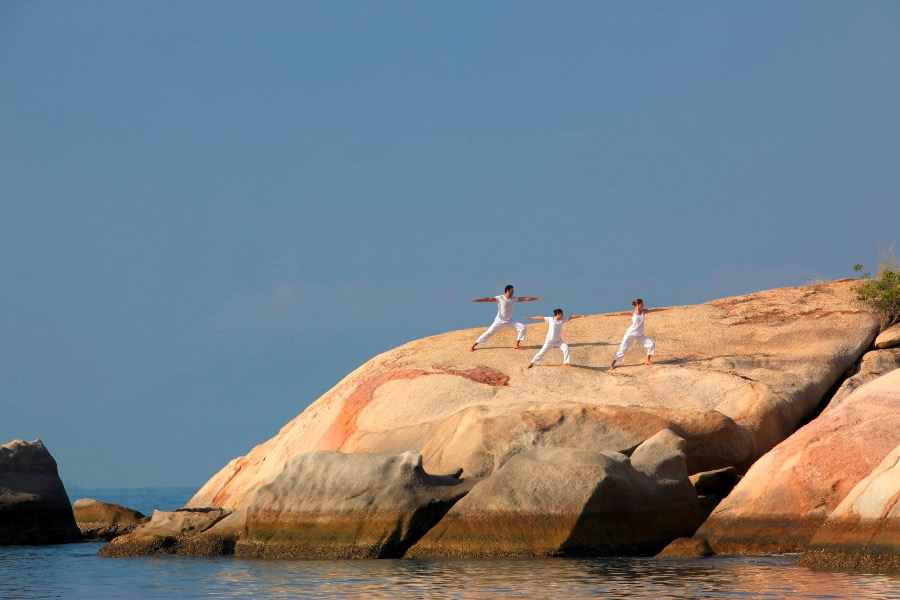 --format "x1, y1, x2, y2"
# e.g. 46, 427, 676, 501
1, 2, 898, 489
